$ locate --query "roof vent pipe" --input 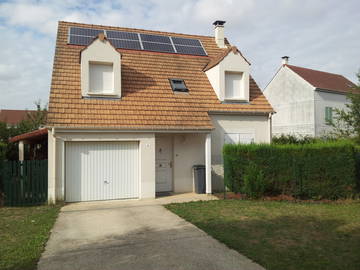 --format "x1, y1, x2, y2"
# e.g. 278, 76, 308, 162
282, 56, 289, 65
213, 20, 226, 48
